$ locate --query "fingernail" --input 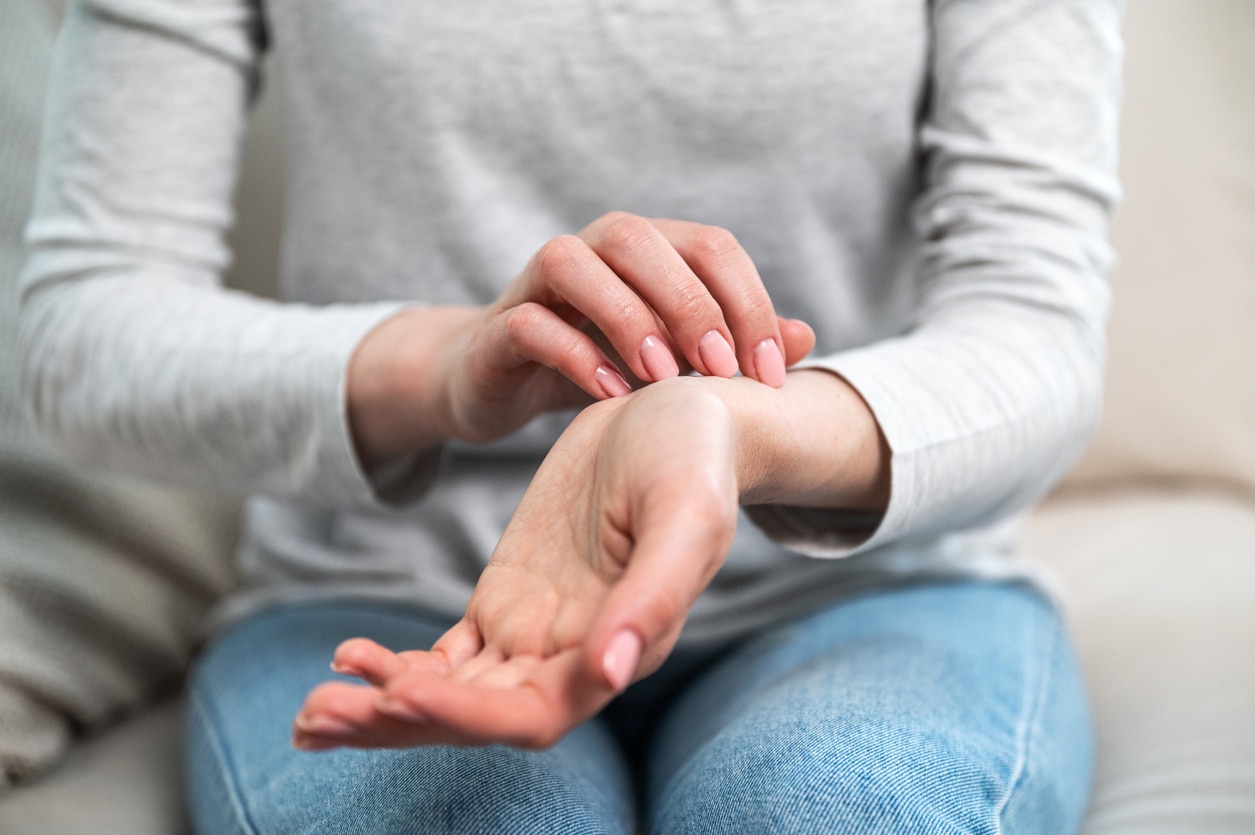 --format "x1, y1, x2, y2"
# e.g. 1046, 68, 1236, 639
293, 735, 342, 752
295, 714, 360, 739
699, 330, 738, 378
640, 335, 680, 381
375, 696, 430, 724
753, 339, 786, 388
594, 364, 632, 398
330, 661, 362, 677
602, 630, 642, 692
